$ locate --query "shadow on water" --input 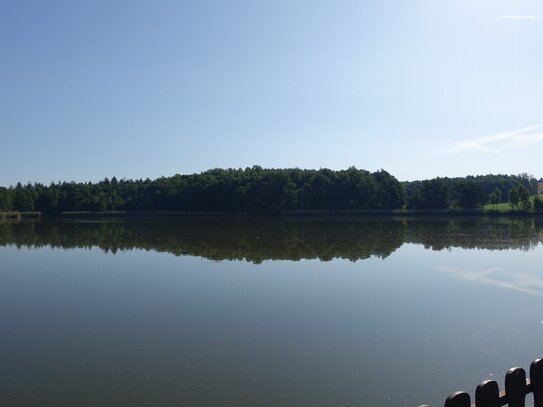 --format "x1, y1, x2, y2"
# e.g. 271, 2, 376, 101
1, 216, 542, 262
